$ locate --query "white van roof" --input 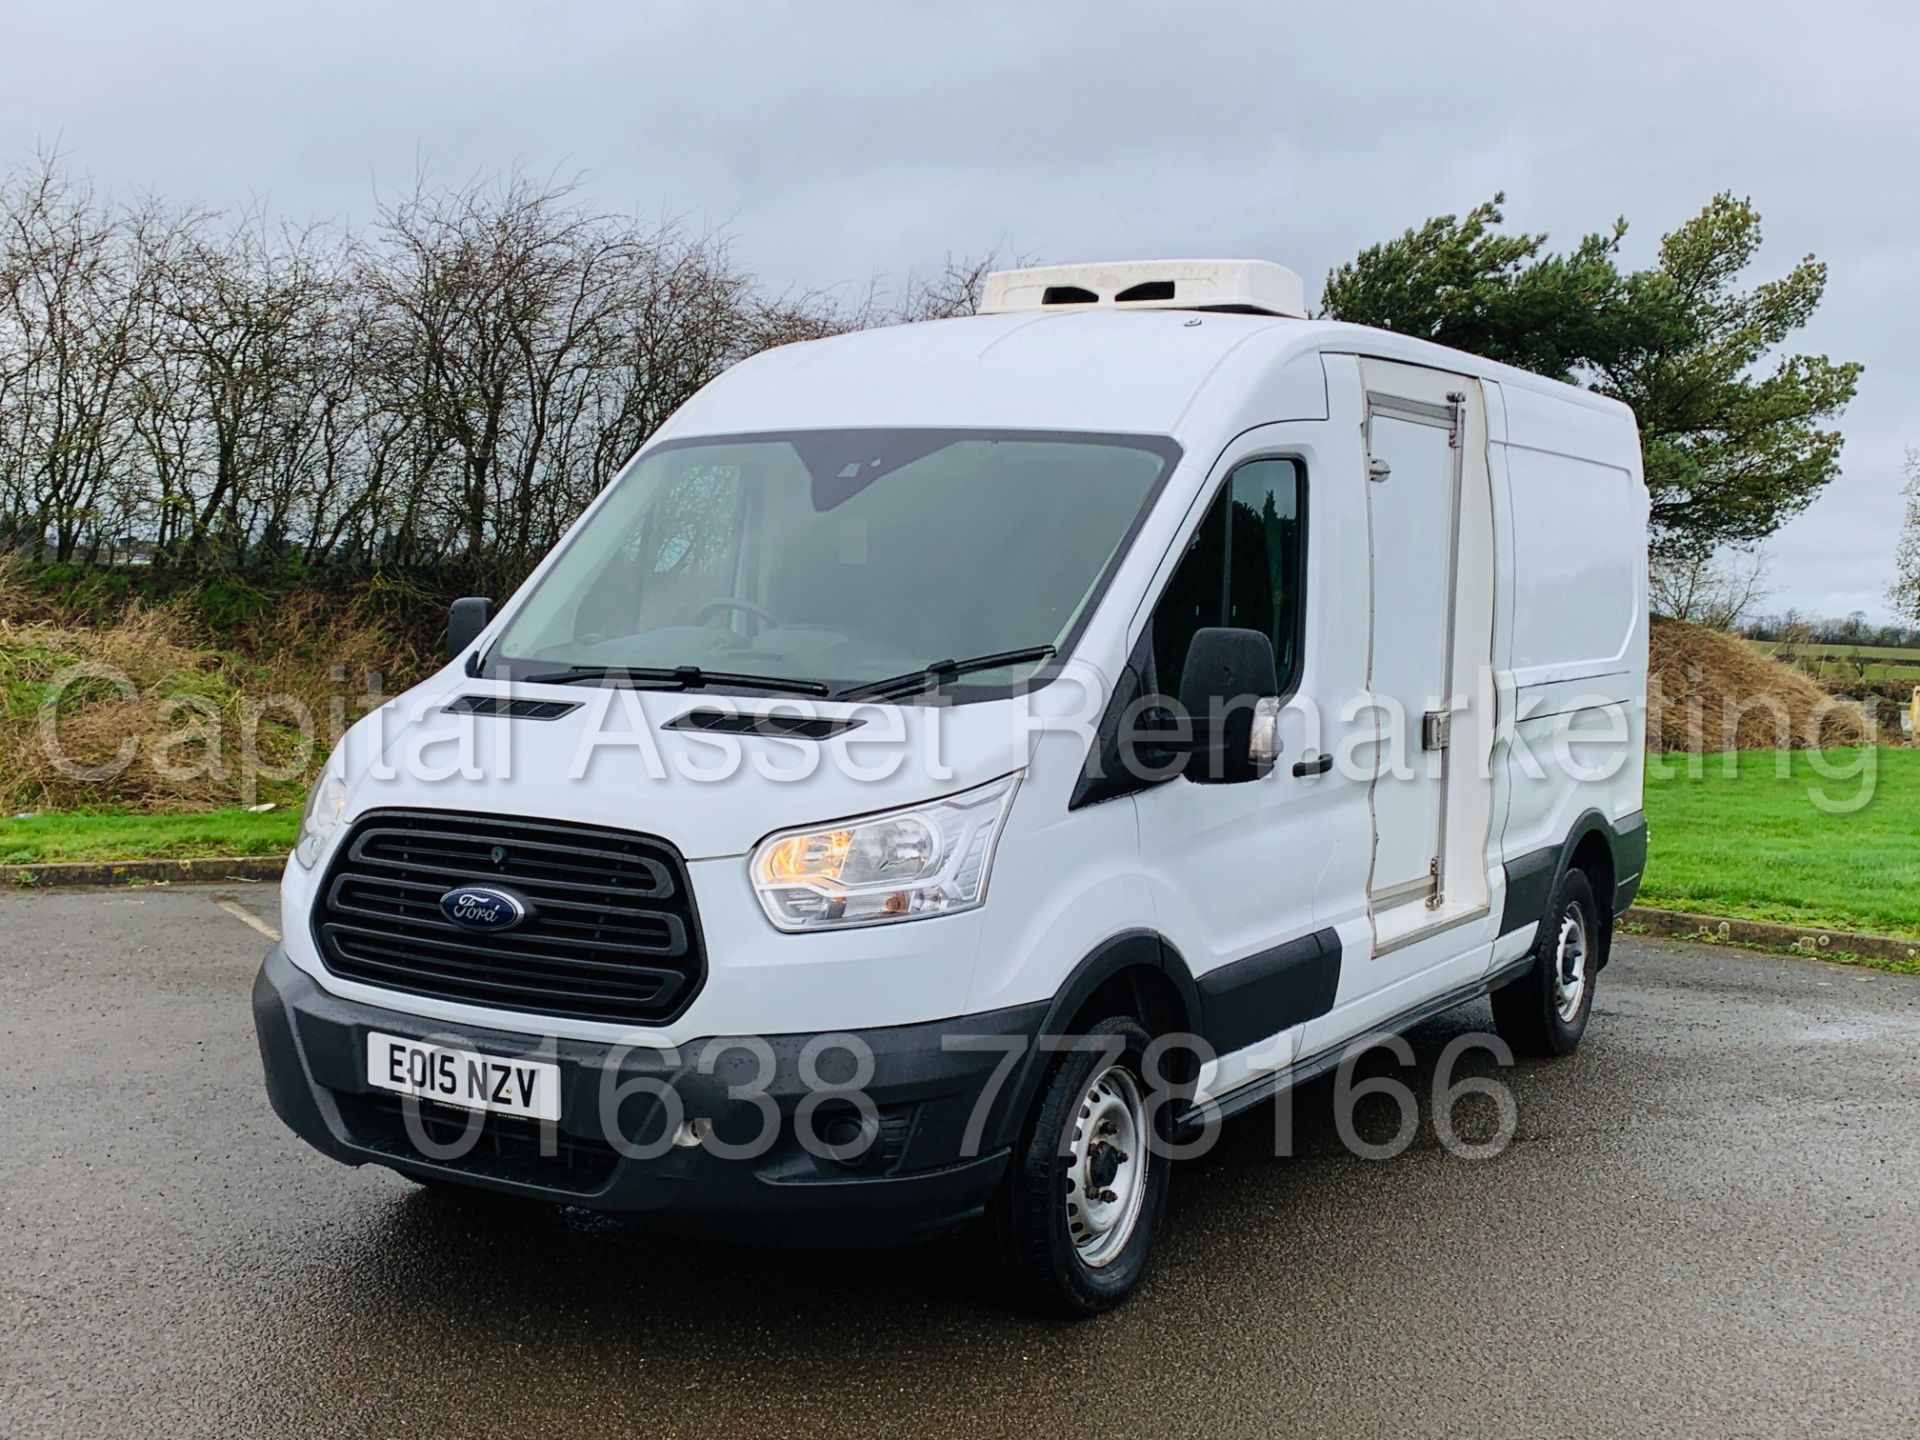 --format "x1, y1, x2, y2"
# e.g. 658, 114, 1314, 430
665, 308, 1272, 438
657, 308, 1636, 452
